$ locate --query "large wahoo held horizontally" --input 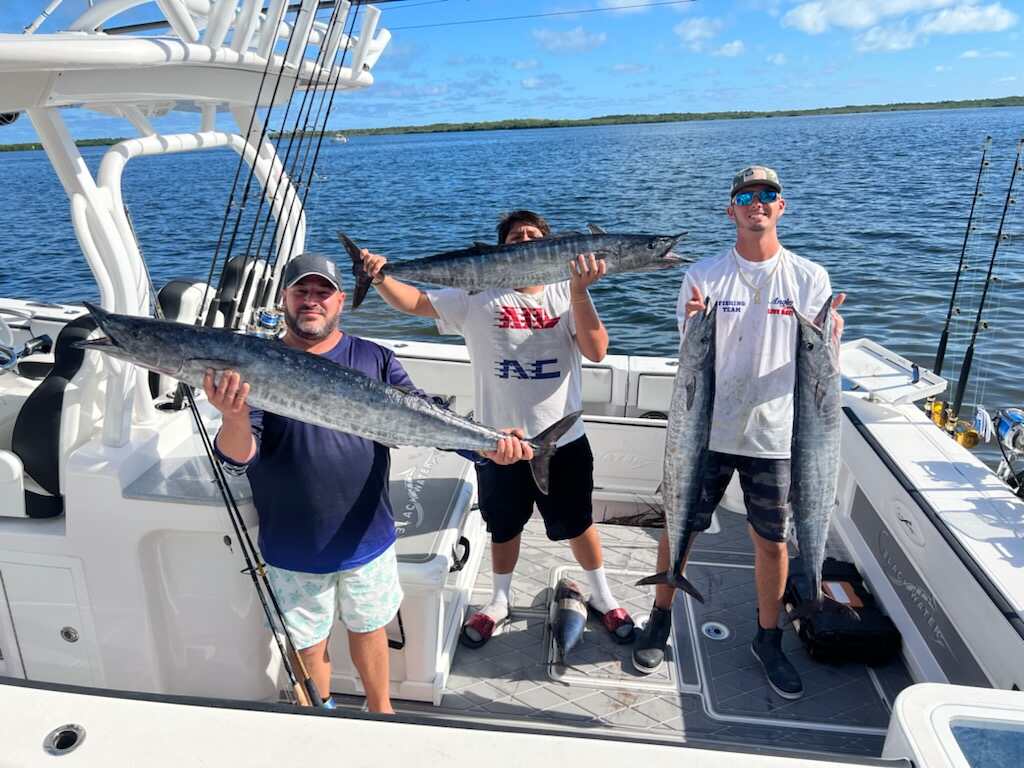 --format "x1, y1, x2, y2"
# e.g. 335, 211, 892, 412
788, 296, 855, 621
76, 303, 579, 494
340, 226, 688, 309
635, 303, 716, 603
